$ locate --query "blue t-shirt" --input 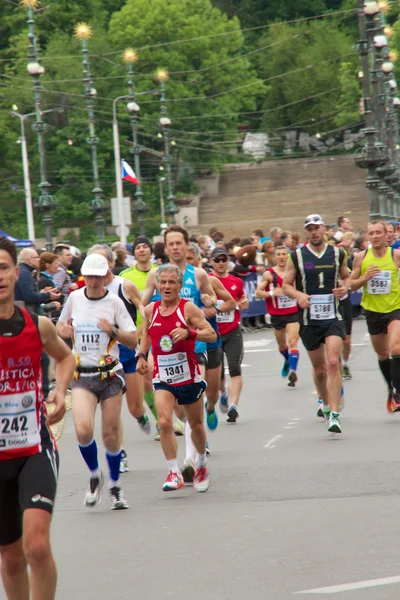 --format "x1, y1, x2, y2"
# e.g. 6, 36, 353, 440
390, 241, 400, 249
